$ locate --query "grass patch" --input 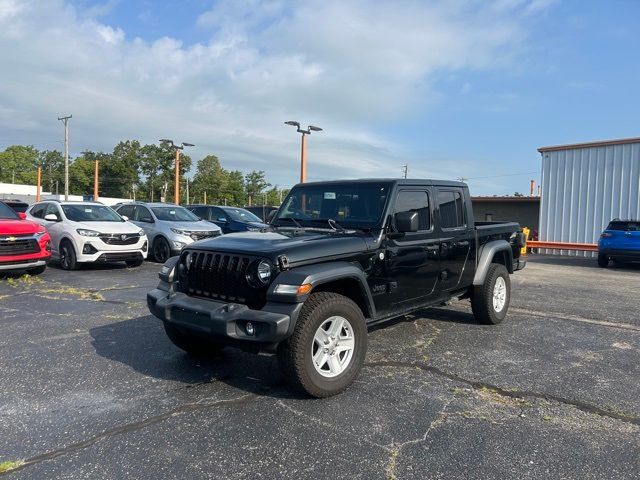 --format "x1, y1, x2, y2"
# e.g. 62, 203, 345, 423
0, 460, 25, 473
